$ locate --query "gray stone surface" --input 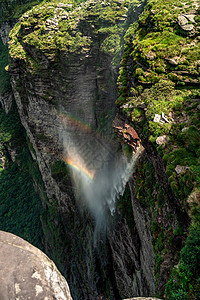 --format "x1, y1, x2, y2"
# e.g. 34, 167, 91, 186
177, 13, 197, 31
175, 165, 189, 175
178, 15, 188, 26
124, 298, 162, 300
156, 135, 169, 145
153, 114, 161, 123
184, 14, 196, 23
0, 230, 72, 300
181, 24, 194, 31
0, 22, 13, 44
167, 58, 178, 66
0, 92, 13, 114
